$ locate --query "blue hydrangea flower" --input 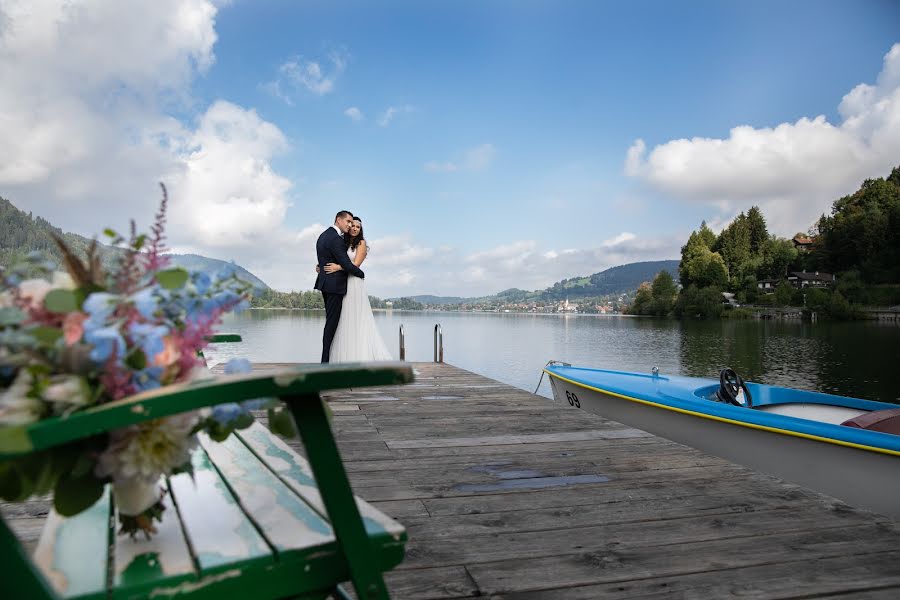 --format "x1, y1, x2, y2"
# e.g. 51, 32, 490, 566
132, 366, 165, 392
128, 322, 168, 362
223, 358, 252, 375
130, 288, 161, 320
84, 326, 126, 364
83, 292, 118, 326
